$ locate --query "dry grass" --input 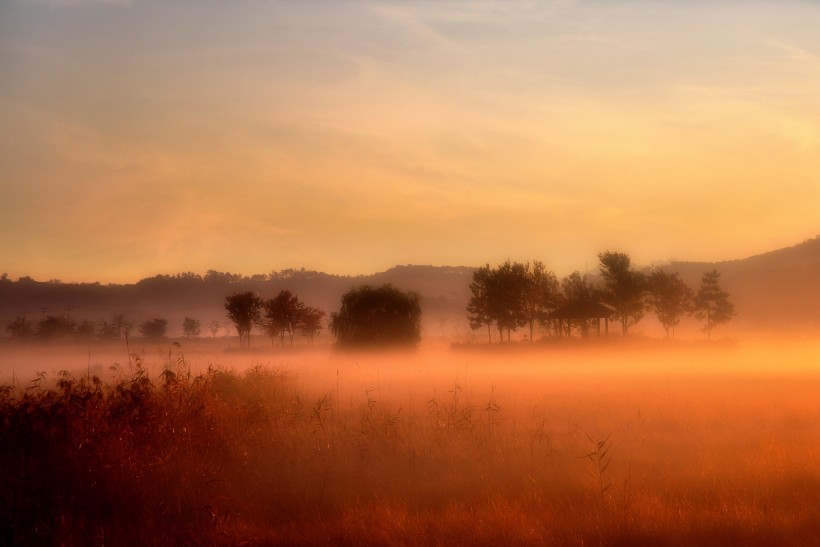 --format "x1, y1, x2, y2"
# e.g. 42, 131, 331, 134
0, 340, 818, 545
